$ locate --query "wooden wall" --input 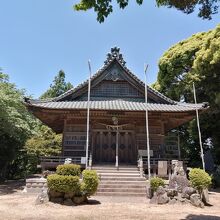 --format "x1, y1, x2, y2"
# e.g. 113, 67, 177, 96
62, 116, 179, 162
